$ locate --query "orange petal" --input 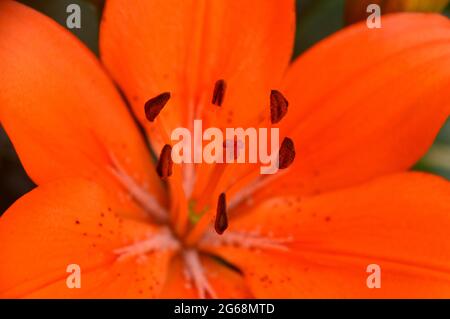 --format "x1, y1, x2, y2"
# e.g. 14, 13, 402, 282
0, 179, 176, 298
100, 0, 295, 150
0, 1, 165, 213
201, 173, 450, 298
159, 255, 252, 298
272, 13, 450, 196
